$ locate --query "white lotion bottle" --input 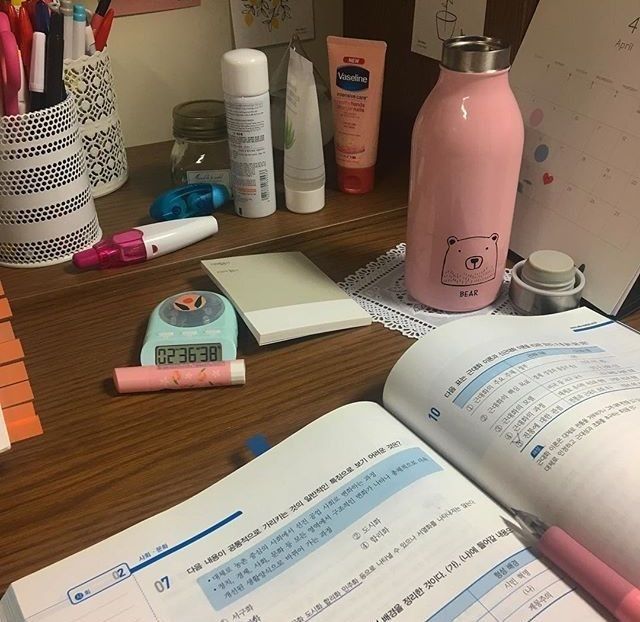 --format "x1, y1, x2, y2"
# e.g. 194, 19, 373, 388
221, 49, 276, 218
284, 49, 325, 213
